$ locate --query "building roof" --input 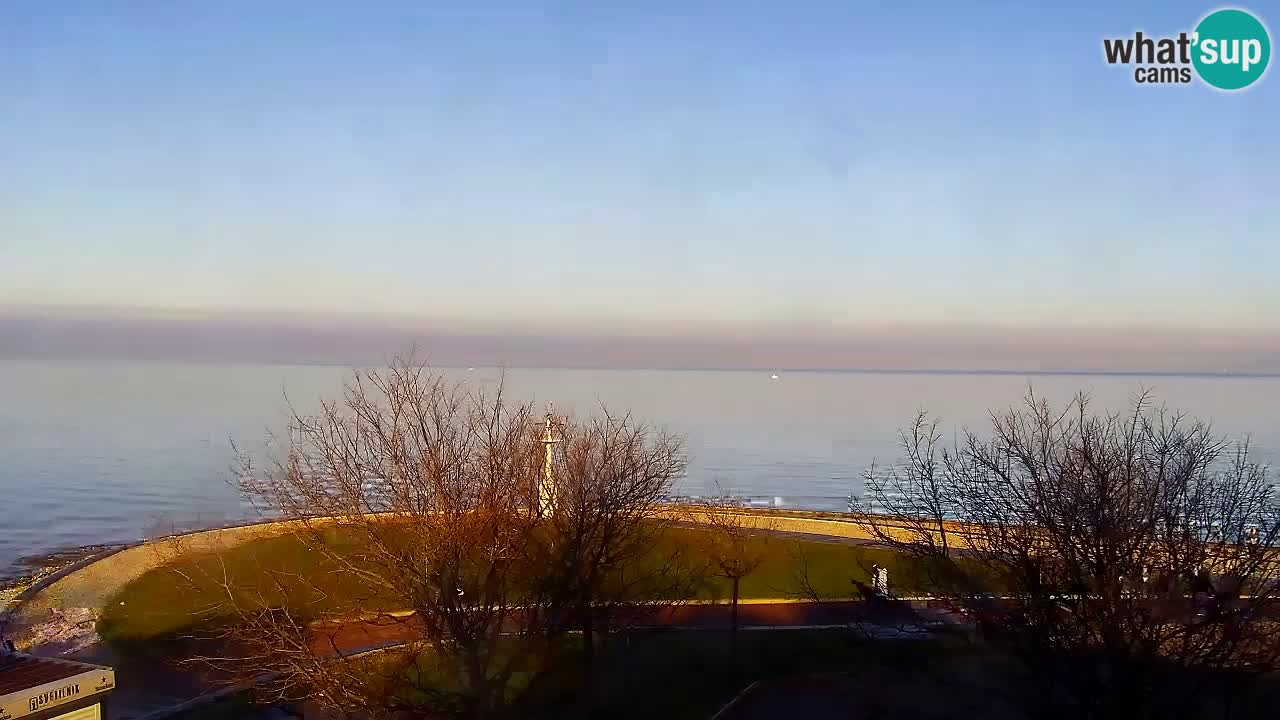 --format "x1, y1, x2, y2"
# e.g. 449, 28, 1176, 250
0, 653, 114, 719
0, 655, 101, 695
